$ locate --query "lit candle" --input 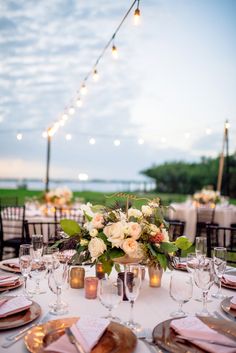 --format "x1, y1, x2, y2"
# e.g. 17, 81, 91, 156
95, 263, 105, 279
70, 267, 85, 289
148, 266, 163, 287
84, 277, 98, 299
